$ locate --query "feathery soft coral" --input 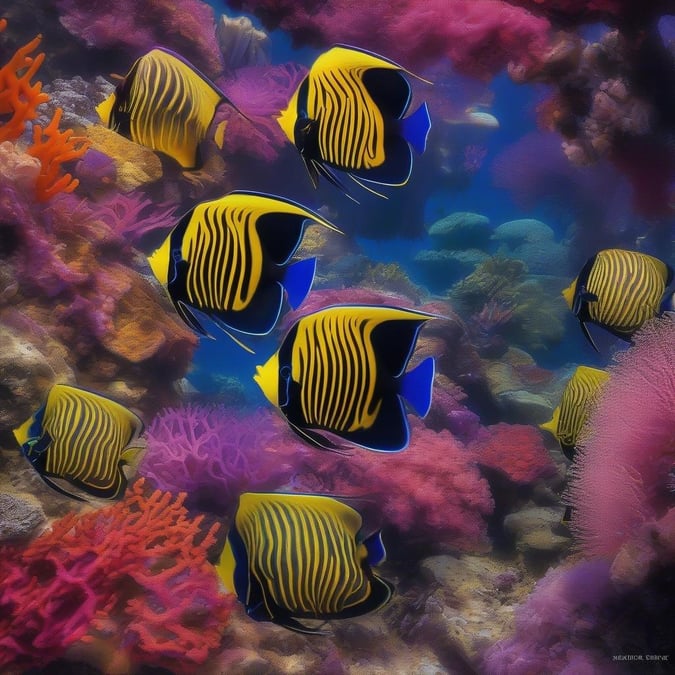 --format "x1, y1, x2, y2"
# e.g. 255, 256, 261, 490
0, 19, 49, 142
